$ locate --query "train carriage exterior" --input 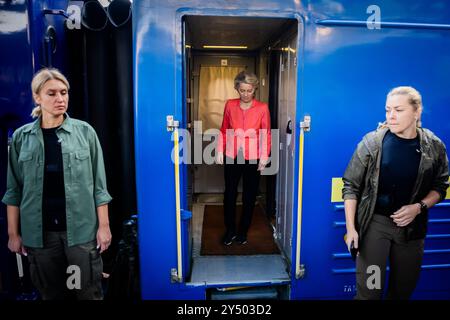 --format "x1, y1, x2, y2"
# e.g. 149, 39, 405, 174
1, 0, 450, 300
